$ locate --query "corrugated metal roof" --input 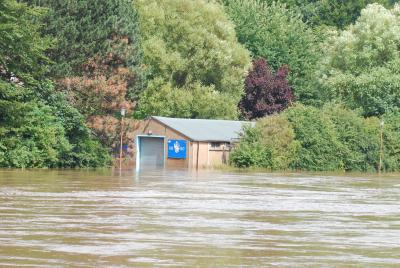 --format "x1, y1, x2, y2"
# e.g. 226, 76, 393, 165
152, 116, 255, 142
